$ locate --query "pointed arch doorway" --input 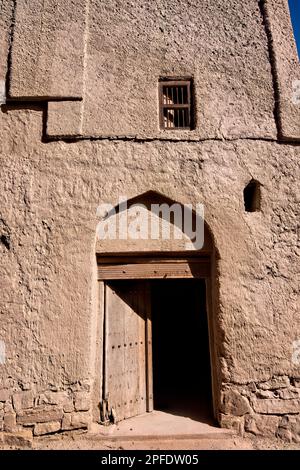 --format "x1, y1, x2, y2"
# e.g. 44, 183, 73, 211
96, 192, 219, 426
98, 254, 217, 426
